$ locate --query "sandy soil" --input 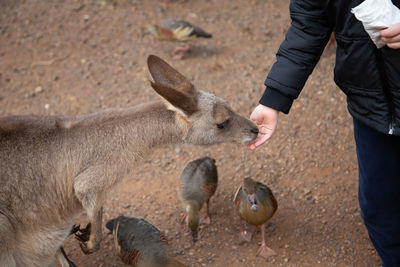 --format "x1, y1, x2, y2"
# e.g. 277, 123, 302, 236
0, 0, 381, 266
